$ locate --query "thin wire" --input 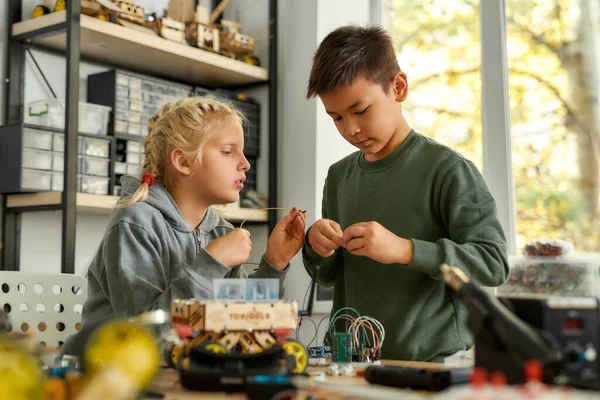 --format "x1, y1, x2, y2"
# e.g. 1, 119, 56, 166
26, 48, 58, 99
315, 315, 330, 347
239, 207, 293, 228
303, 258, 327, 310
